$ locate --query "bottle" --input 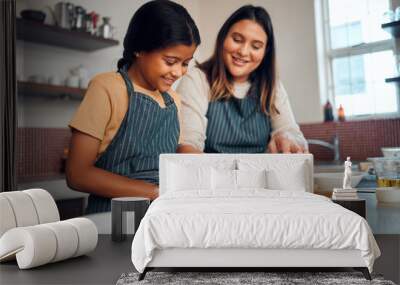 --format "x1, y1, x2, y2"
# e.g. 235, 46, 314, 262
338, 104, 345, 122
323, 100, 334, 122
99, 17, 112, 39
